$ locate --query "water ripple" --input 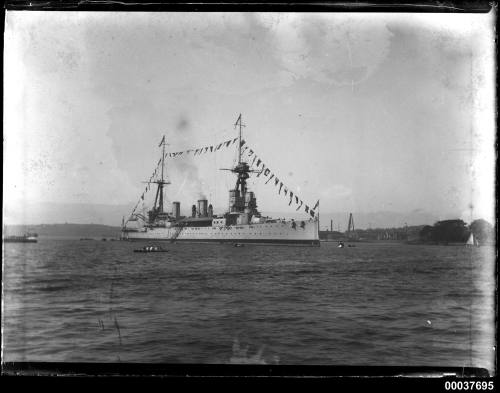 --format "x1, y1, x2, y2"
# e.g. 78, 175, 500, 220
2, 240, 495, 374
